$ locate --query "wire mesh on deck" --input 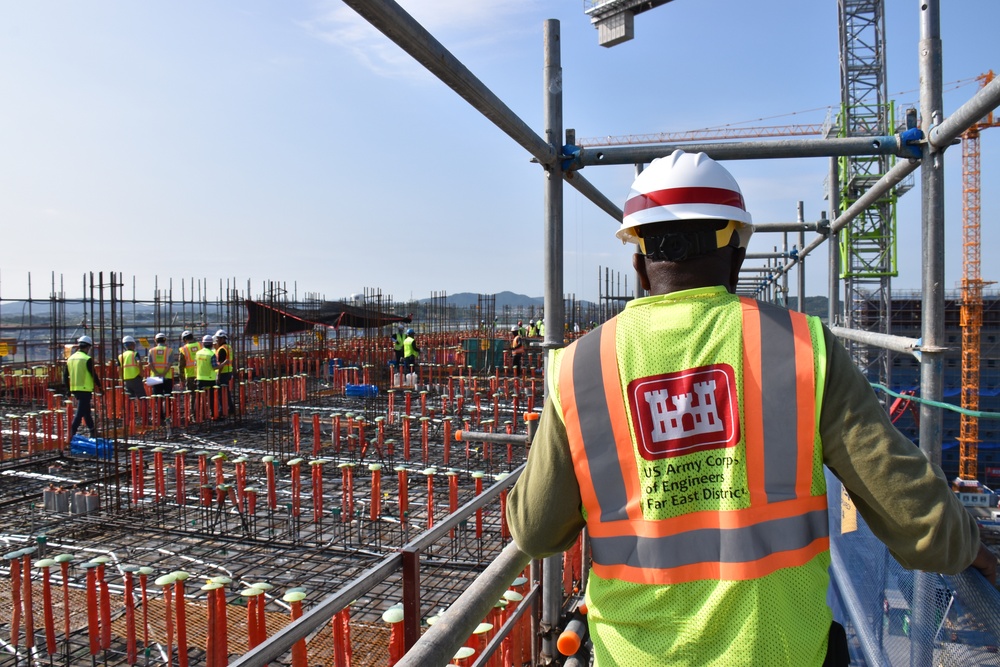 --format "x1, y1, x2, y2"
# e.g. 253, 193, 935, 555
827, 472, 1000, 666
